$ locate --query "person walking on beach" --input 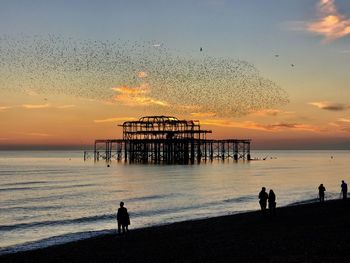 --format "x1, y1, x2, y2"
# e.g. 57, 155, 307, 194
259, 187, 268, 214
318, 184, 326, 203
268, 189, 276, 215
341, 180, 348, 200
117, 201, 130, 235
